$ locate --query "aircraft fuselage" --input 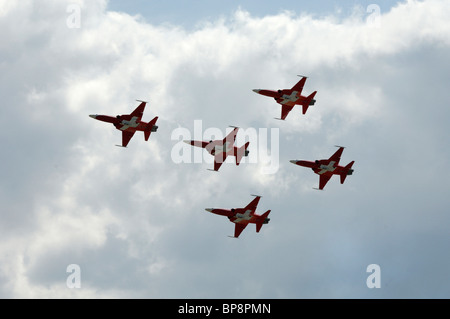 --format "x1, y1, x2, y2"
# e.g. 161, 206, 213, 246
254, 89, 316, 107
89, 114, 157, 133
205, 208, 269, 226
